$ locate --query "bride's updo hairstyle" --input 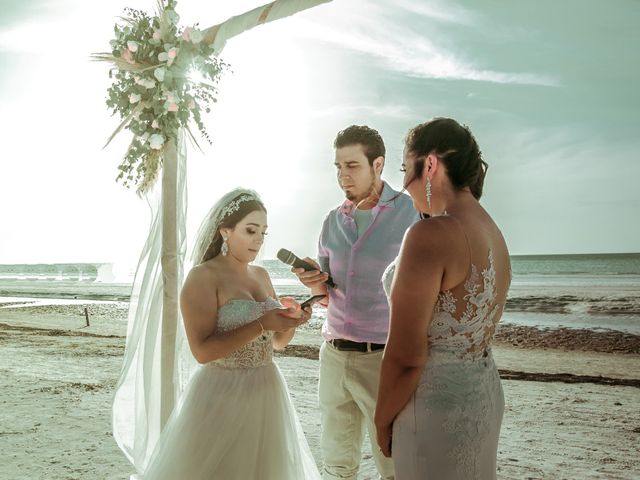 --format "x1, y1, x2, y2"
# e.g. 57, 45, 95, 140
200, 192, 267, 263
405, 118, 488, 200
